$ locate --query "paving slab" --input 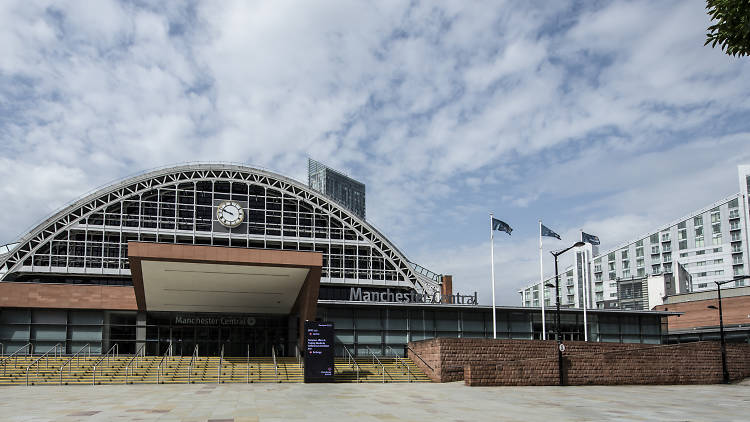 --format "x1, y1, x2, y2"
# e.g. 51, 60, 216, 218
0, 380, 748, 421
